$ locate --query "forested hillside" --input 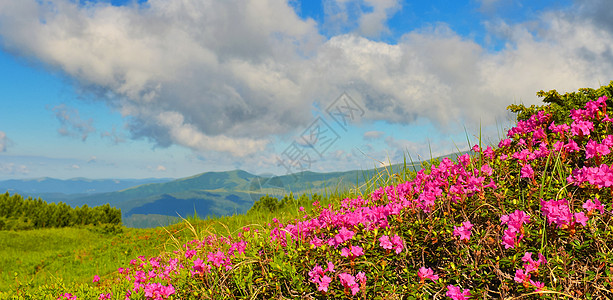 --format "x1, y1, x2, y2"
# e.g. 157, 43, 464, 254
0, 192, 121, 230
